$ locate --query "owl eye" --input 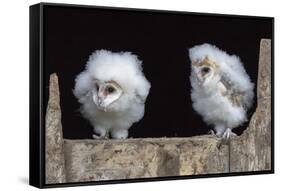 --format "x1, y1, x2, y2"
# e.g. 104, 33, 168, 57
96, 84, 99, 91
202, 67, 210, 74
107, 86, 115, 93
